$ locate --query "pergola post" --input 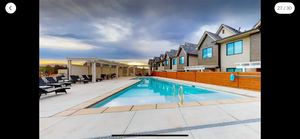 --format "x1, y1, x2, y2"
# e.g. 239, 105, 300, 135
242, 67, 246, 72
92, 61, 96, 83
116, 64, 119, 79
127, 67, 129, 77
133, 66, 136, 77
148, 66, 151, 75
67, 60, 72, 80
109, 64, 111, 76
100, 64, 102, 77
